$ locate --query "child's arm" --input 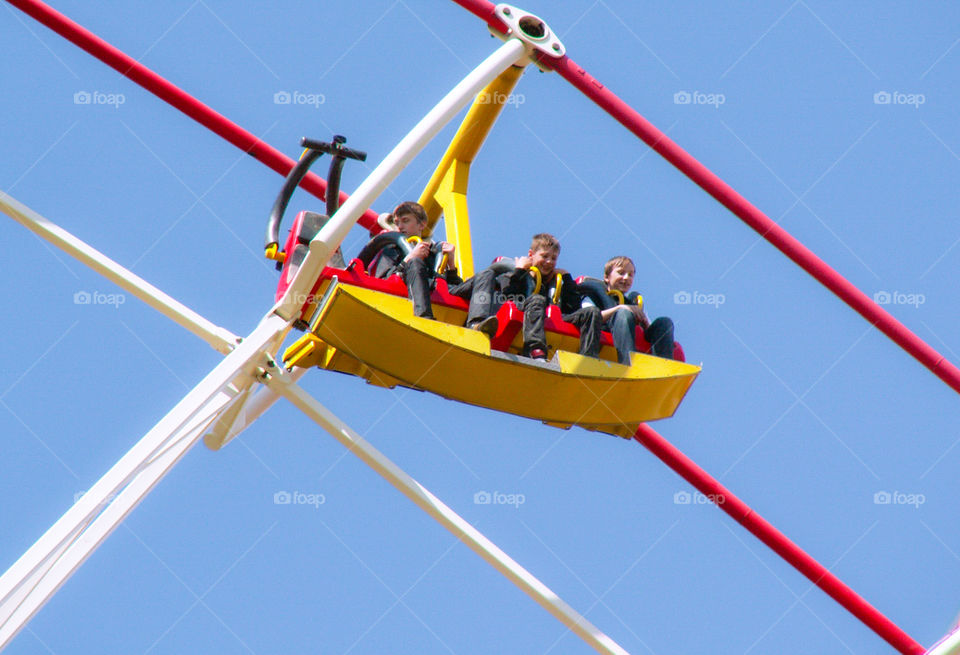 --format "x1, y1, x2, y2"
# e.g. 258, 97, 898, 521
598, 305, 627, 322
559, 273, 583, 313
633, 304, 650, 329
